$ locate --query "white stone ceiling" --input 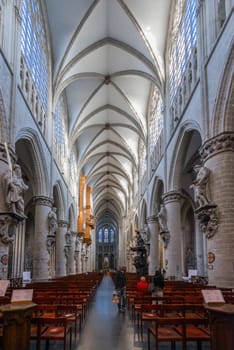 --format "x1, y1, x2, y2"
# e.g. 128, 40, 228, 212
43, 0, 171, 219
